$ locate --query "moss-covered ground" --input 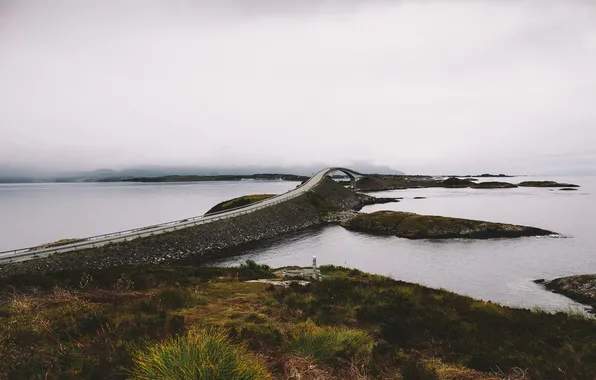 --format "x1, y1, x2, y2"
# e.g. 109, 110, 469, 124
345, 211, 554, 239
205, 194, 276, 215
0, 263, 594, 379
